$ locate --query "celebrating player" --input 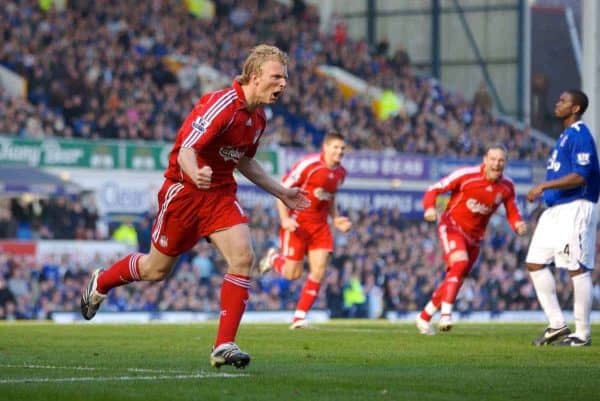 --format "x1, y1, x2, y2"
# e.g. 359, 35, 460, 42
526, 89, 599, 347
80, 44, 309, 369
258, 132, 352, 329
416, 144, 528, 335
